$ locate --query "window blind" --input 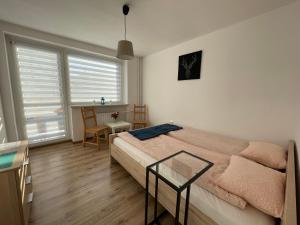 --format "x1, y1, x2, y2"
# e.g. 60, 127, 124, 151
67, 55, 122, 103
14, 44, 67, 144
